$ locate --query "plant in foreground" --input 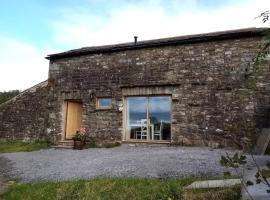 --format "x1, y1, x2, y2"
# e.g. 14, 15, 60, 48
220, 152, 270, 200
72, 127, 87, 149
